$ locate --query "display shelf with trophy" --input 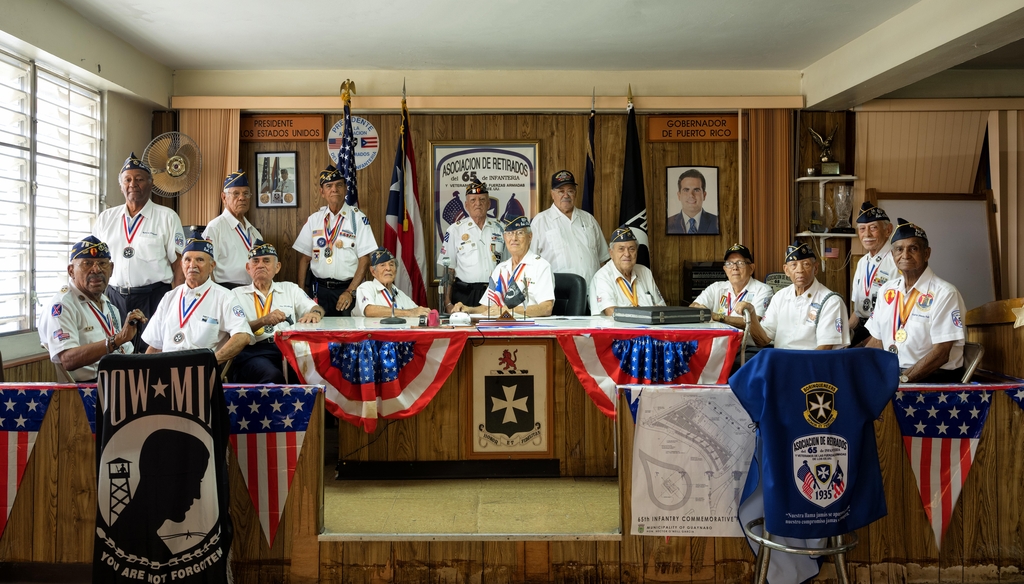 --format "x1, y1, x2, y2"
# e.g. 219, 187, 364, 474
795, 175, 858, 265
